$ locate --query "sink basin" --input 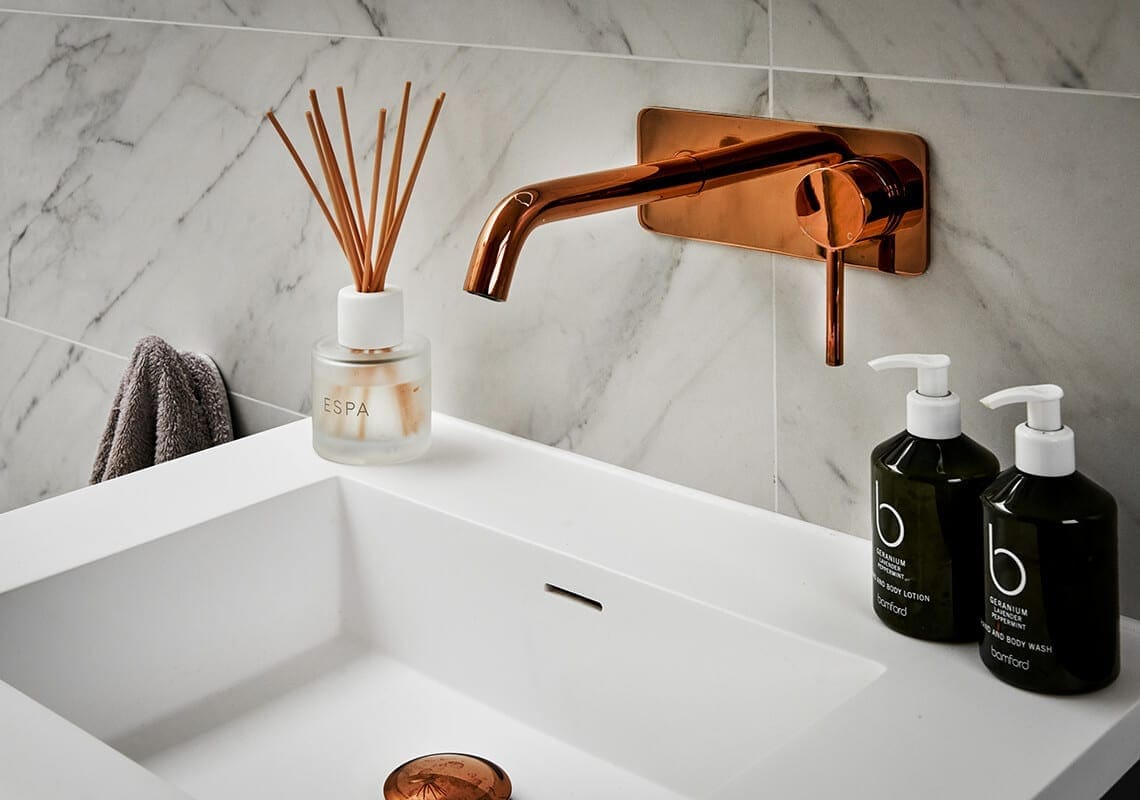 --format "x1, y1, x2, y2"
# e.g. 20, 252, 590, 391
0, 477, 881, 799
2, 415, 1139, 799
